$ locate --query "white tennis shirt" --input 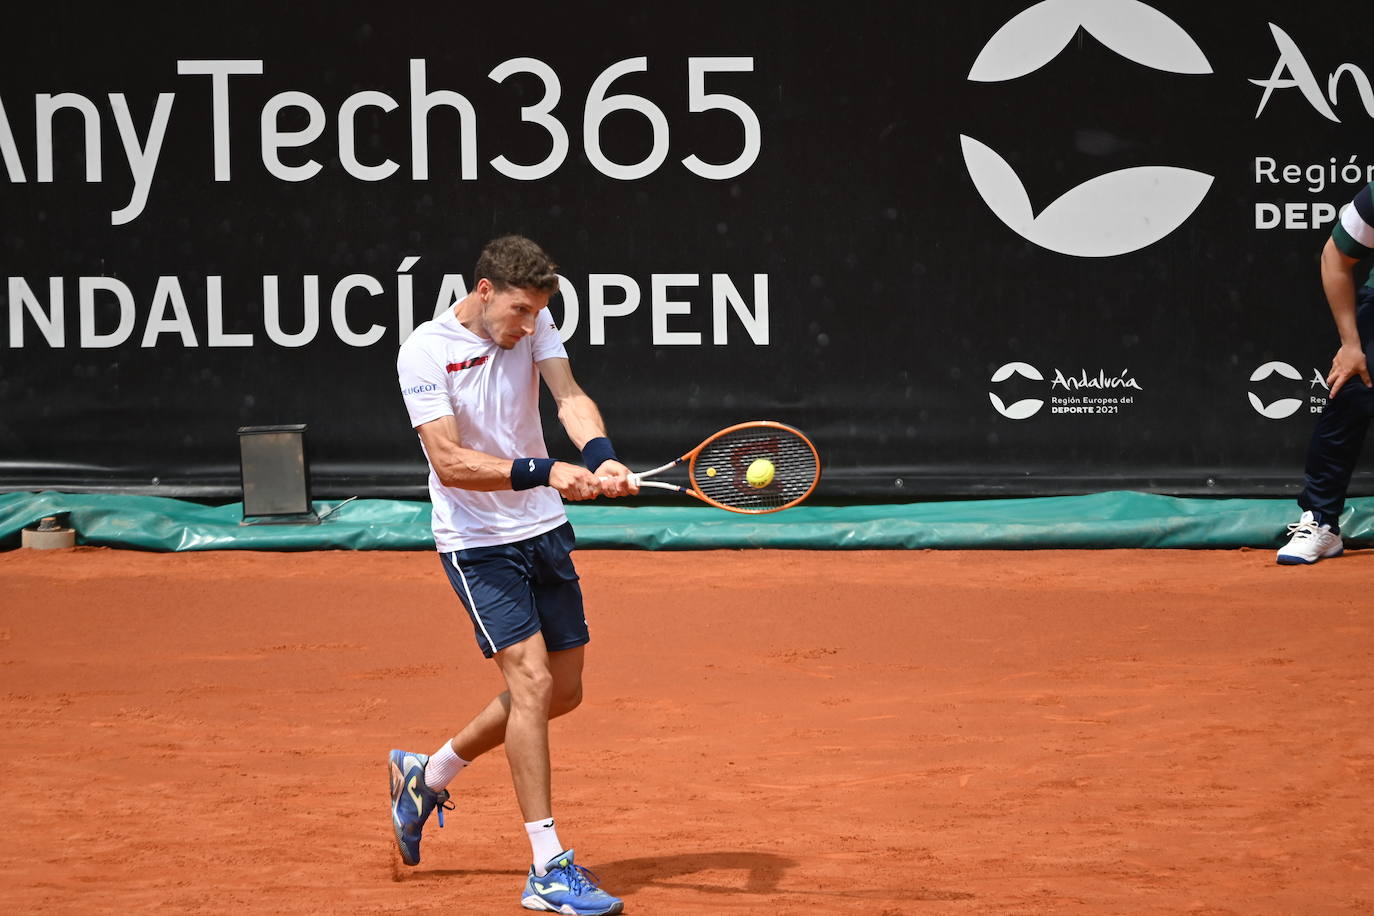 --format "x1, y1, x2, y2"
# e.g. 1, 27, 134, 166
397, 306, 568, 551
